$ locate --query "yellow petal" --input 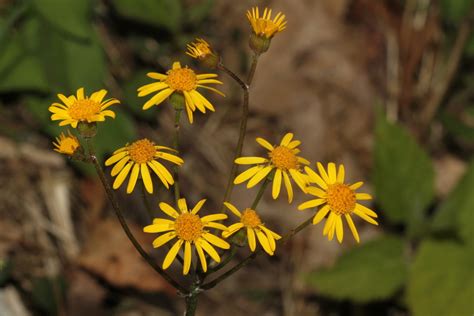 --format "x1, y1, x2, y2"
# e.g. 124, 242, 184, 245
152, 231, 176, 248
141, 164, 153, 193
298, 198, 325, 210
234, 166, 262, 184
235, 157, 268, 164
195, 242, 207, 272
306, 186, 327, 198
162, 239, 183, 269
335, 215, 343, 243
177, 198, 188, 213
202, 232, 230, 249
147, 72, 167, 80
223, 202, 242, 217
289, 169, 307, 193
350, 181, 364, 190
222, 223, 244, 238
126, 163, 140, 194
356, 193, 372, 200
355, 204, 378, 218
312, 205, 331, 225
256, 229, 273, 255
105, 151, 127, 166
183, 241, 192, 275
159, 202, 179, 218
198, 239, 220, 263
337, 164, 345, 183
247, 227, 256, 251
113, 162, 133, 189
143, 223, 173, 233
345, 214, 360, 243
247, 166, 272, 188
256, 137, 274, 151
191, 199, 206, 214
272, 169, 282, 199
110, 156, 130, 176
353, 208, 378, 225
282, 171, 294, 203
317, 162, 330, 184
201, 213, 227, 222
280, 133, 293, 146
327, 162, 337, 184
142, 88, 174, 110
